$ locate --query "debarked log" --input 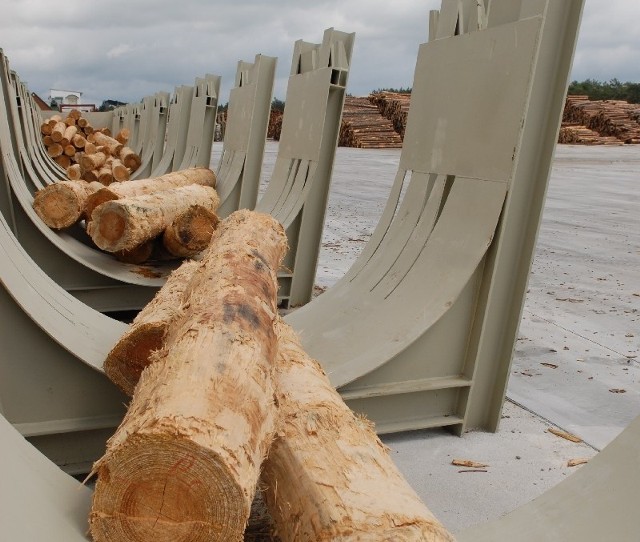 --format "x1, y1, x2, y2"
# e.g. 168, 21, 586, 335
262, 320, 456, 542
90, 210, 288, 542
104, 259, 199, 394
162, 205, 220, 258
86, 184, 220, 252
84, 167, 217, 220
32, 180, 104, 229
